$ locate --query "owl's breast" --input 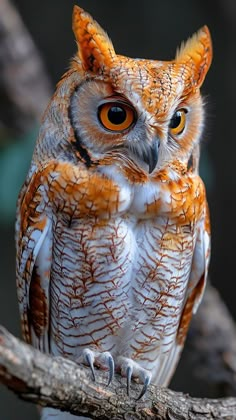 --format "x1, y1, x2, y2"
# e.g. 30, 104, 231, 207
45, 160, 203, 364
49, 213, 195, 364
